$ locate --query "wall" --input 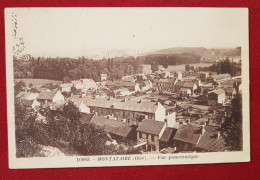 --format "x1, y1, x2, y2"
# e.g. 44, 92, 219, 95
155, 102, 166, 122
